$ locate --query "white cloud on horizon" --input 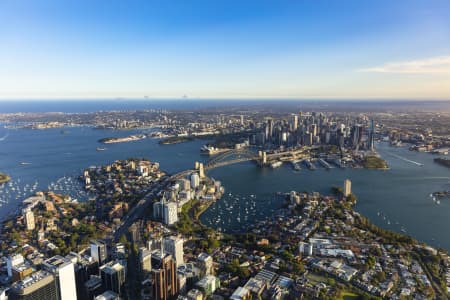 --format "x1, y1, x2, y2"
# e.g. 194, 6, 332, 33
359, 55, 450, 74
